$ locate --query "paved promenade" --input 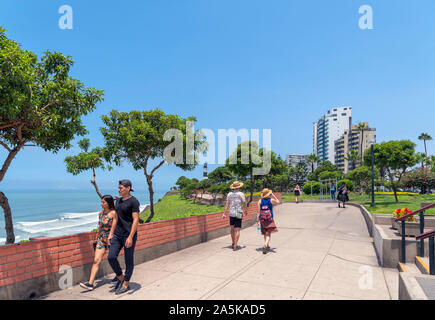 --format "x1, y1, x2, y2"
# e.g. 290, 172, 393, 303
42, 202, 398, 300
